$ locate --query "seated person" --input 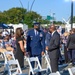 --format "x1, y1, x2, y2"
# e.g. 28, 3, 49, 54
1, 35, 14, 52
0, 39, 7, 53
9, 34, 16, 50
0, 35, 14, 60
0, 32, 3, 39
